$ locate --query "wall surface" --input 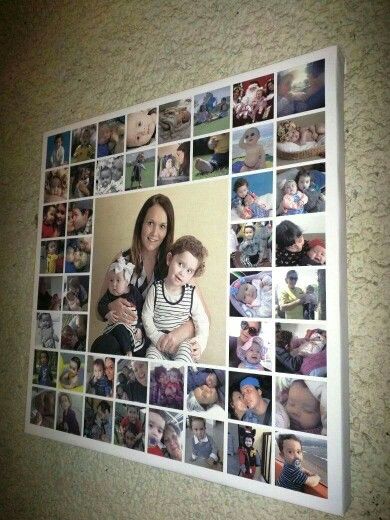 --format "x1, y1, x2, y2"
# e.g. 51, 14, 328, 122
0, 1, 389, 518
